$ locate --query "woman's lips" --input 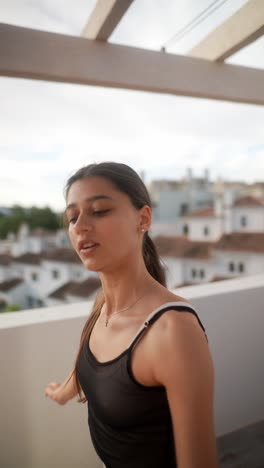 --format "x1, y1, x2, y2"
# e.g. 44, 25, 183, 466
80, 244, 99, 255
